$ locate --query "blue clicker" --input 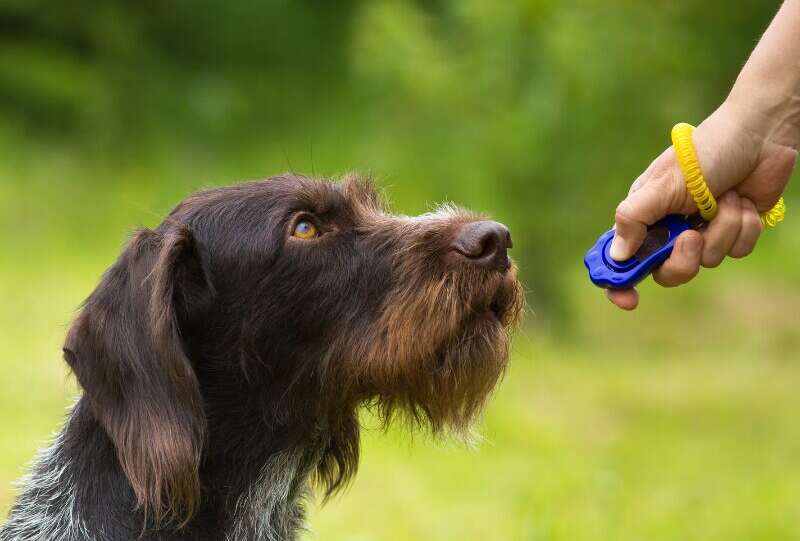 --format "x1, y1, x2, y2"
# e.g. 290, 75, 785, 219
584, 214, 695, 289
